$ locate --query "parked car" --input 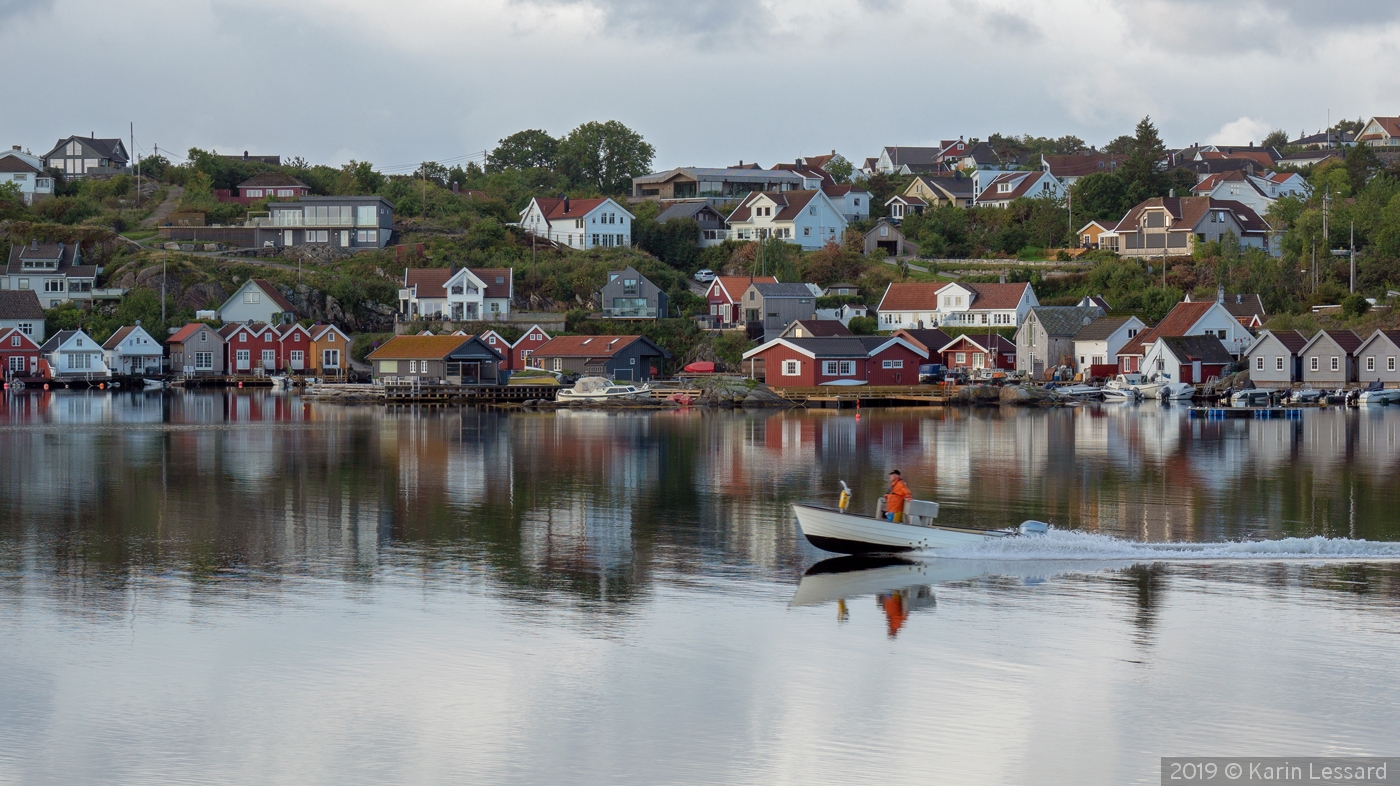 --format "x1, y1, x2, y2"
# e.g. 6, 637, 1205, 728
693, 269, 715, 283
918, 364, 946, 384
